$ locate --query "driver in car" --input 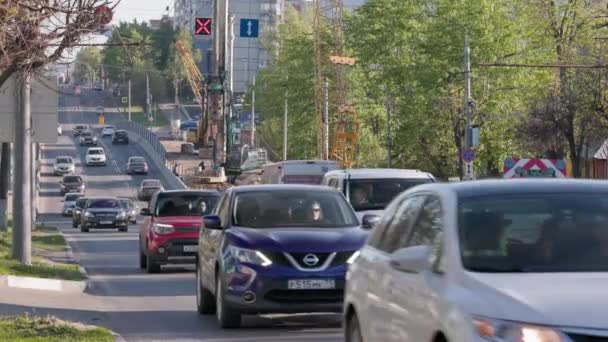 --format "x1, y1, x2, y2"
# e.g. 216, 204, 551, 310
351, 186, 370, 207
